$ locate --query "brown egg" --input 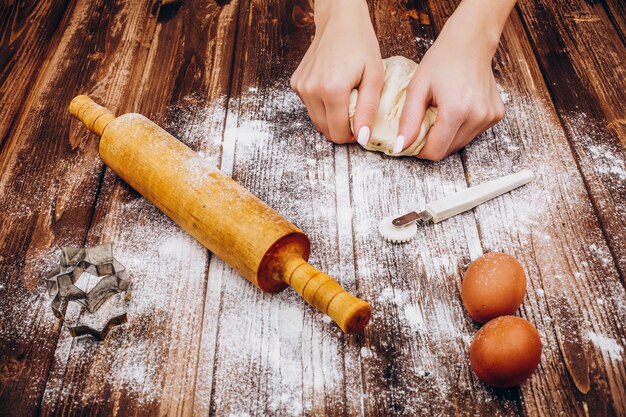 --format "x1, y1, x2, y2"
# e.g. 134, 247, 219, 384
461, 252, 526, 323
470, 316, 542, 388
